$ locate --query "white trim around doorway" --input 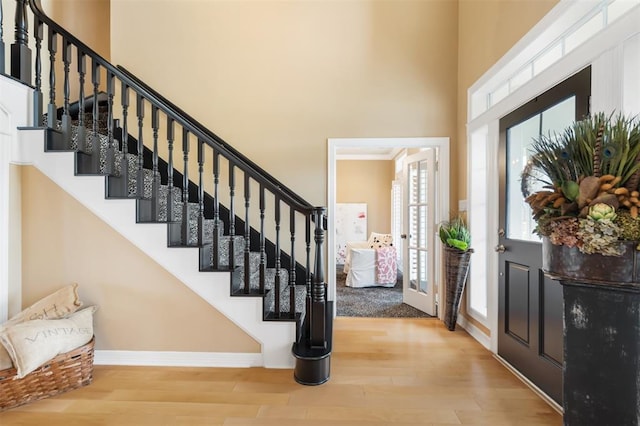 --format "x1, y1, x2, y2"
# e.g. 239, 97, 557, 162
327, 137, 450, 319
